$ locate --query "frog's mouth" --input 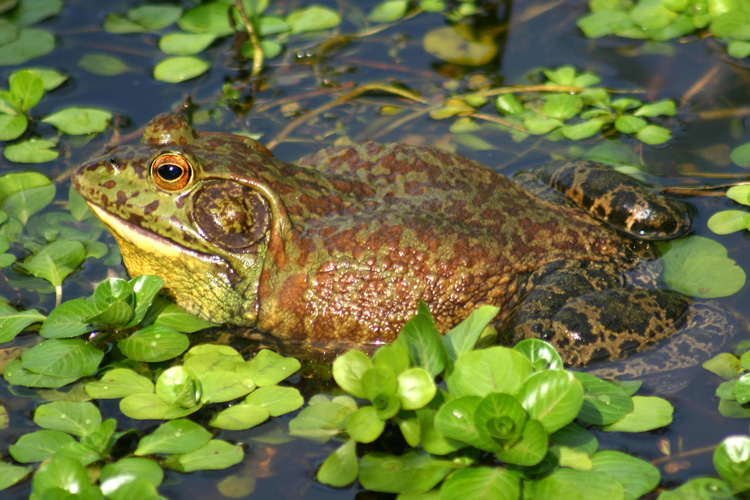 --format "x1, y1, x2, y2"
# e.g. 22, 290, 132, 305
86, 202, 227, 266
